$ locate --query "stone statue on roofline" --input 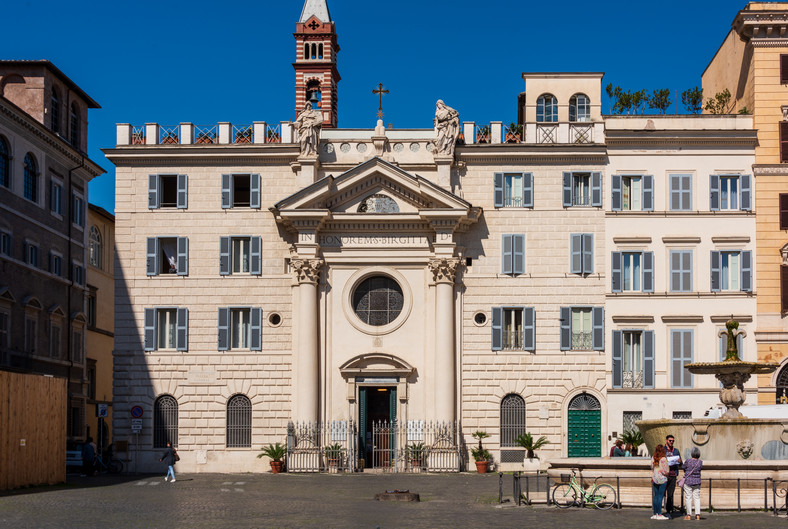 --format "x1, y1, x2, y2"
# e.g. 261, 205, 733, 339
295, 101, 323, 157
433, 100, 460, 157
